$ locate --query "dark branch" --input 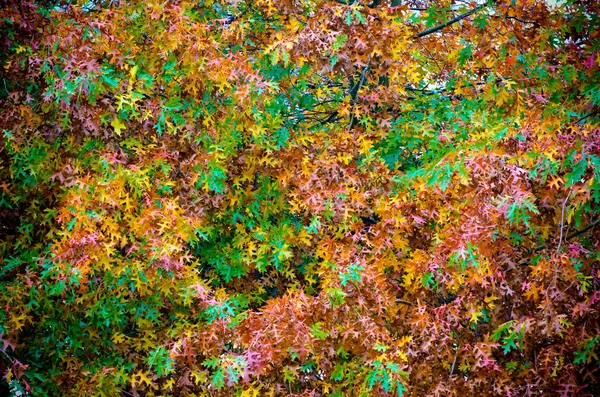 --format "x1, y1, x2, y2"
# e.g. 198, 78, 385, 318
348, 64, 370, 129
331, 0, 427, 9
504, 15, 540, 27
565, 218, 600, 242
406, 85, 447, 95
415, 3, 489, 38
